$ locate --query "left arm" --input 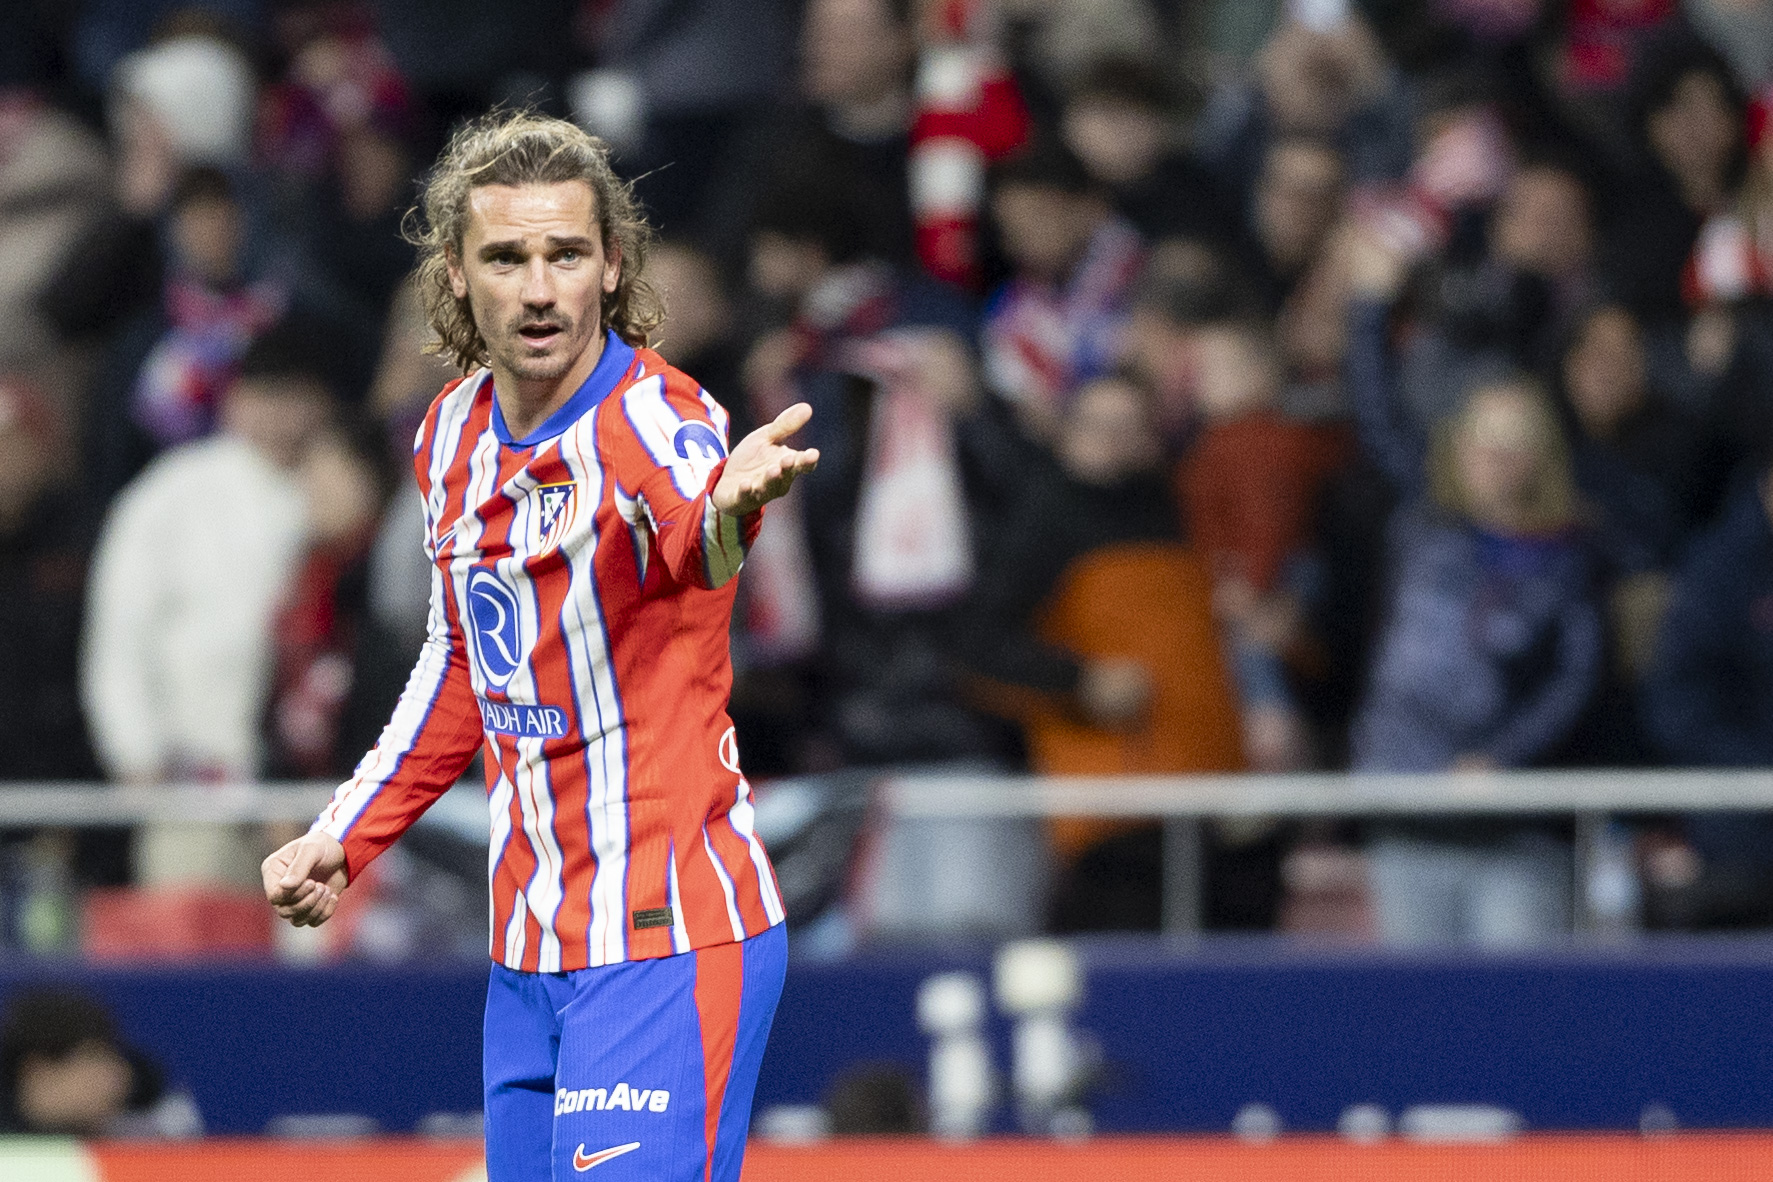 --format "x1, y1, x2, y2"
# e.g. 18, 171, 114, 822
613, 372, 817, 588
